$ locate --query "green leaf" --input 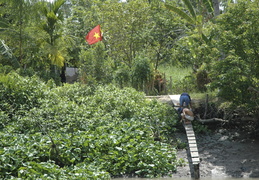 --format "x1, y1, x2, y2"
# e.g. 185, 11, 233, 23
201, 33, 209, 43
0, 18, 9, 29
0, 39, 20, 68
182, 0, 196, 19
202, 0, 214, 13
165, 4, 195, 24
